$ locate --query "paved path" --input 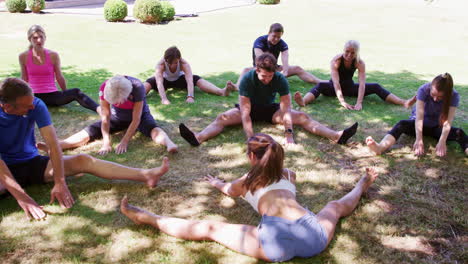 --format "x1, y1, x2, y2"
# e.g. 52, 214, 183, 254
0, 0, 256, 17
